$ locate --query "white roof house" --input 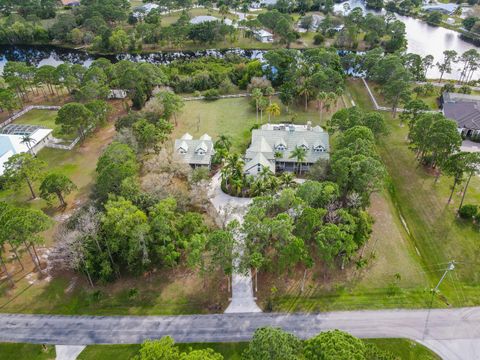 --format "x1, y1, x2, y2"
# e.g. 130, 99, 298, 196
422, 3, 458, 15
174, 133, 215, 168
133, 3, 160, 18
244, 123, 329, 176
190, 16, 233, 26
0, 126, 53, 175
254, 29, 274, 43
